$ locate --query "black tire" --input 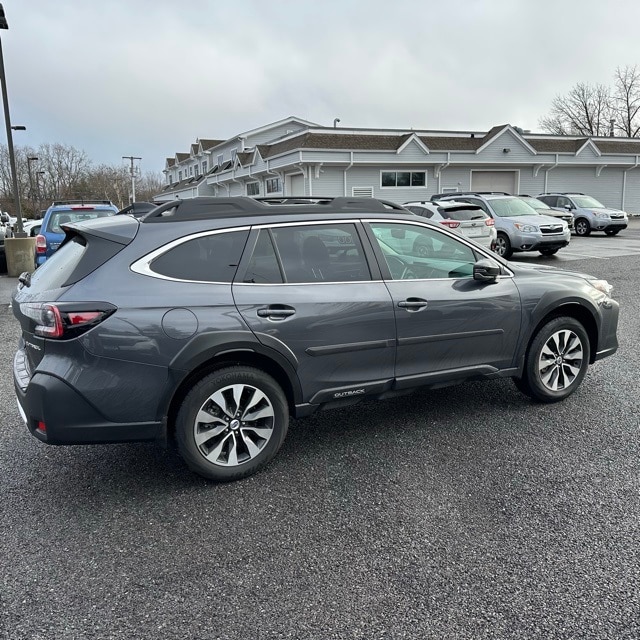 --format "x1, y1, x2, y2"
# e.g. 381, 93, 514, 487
539, 248, 559, 256
175, 366, 289, 481
574, 218, 591, 236
604, 229, 620, 236
514, 316, 590, 403
494, 233, 512, 259
413, 239, 432, 258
